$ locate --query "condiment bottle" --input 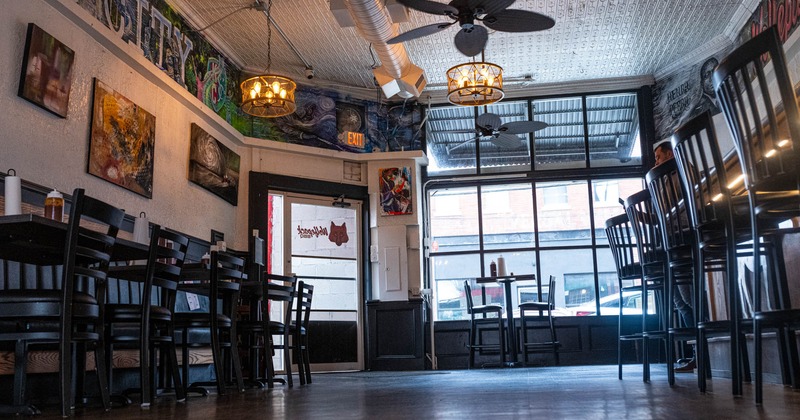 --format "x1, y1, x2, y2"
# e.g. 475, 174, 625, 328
44, 189, 64, 222
490, 260, 497, 277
